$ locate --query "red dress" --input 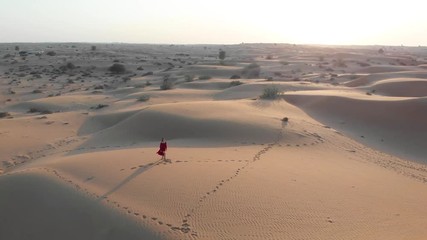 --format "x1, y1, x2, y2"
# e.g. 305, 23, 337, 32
157, 142, 167, 156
